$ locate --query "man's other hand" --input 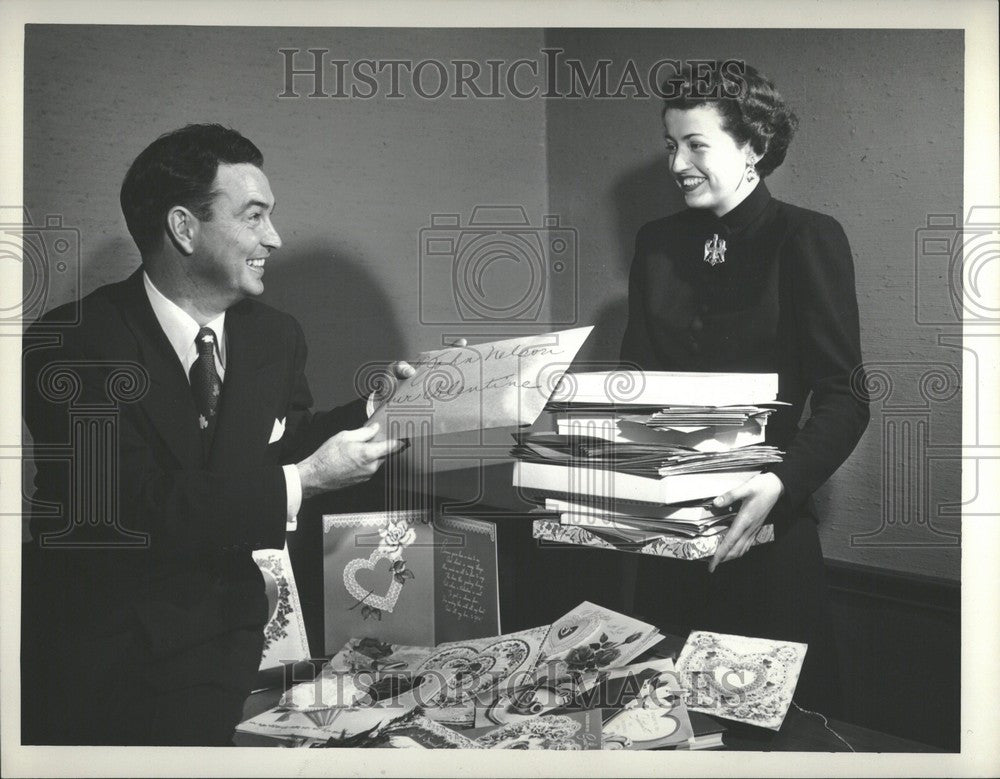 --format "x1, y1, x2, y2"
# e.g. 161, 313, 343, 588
296, 423, 405, 498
